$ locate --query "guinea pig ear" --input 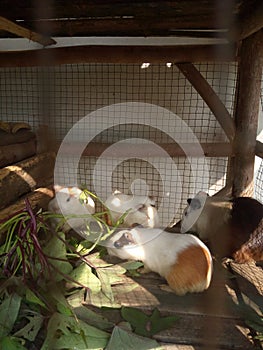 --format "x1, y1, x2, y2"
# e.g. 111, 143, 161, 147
187, 198, 192, 205
190, 198, 201, 210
